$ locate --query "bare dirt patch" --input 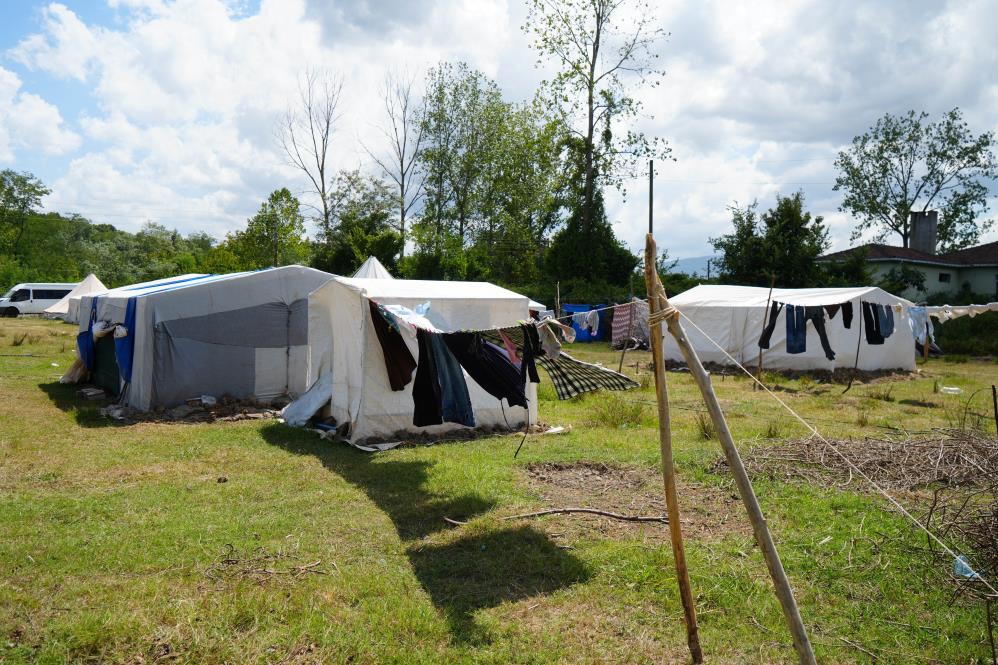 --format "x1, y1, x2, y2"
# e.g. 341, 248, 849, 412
518, 461, 749, 543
